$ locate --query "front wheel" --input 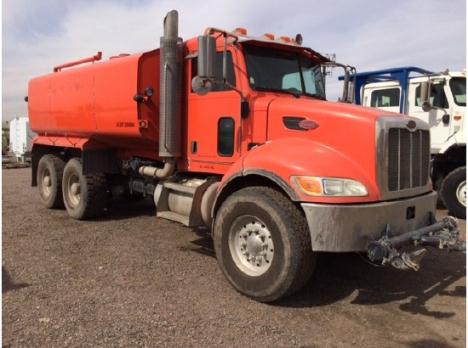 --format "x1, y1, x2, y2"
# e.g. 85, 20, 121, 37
440, 166, 466, 219
213, 187, 315, 302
